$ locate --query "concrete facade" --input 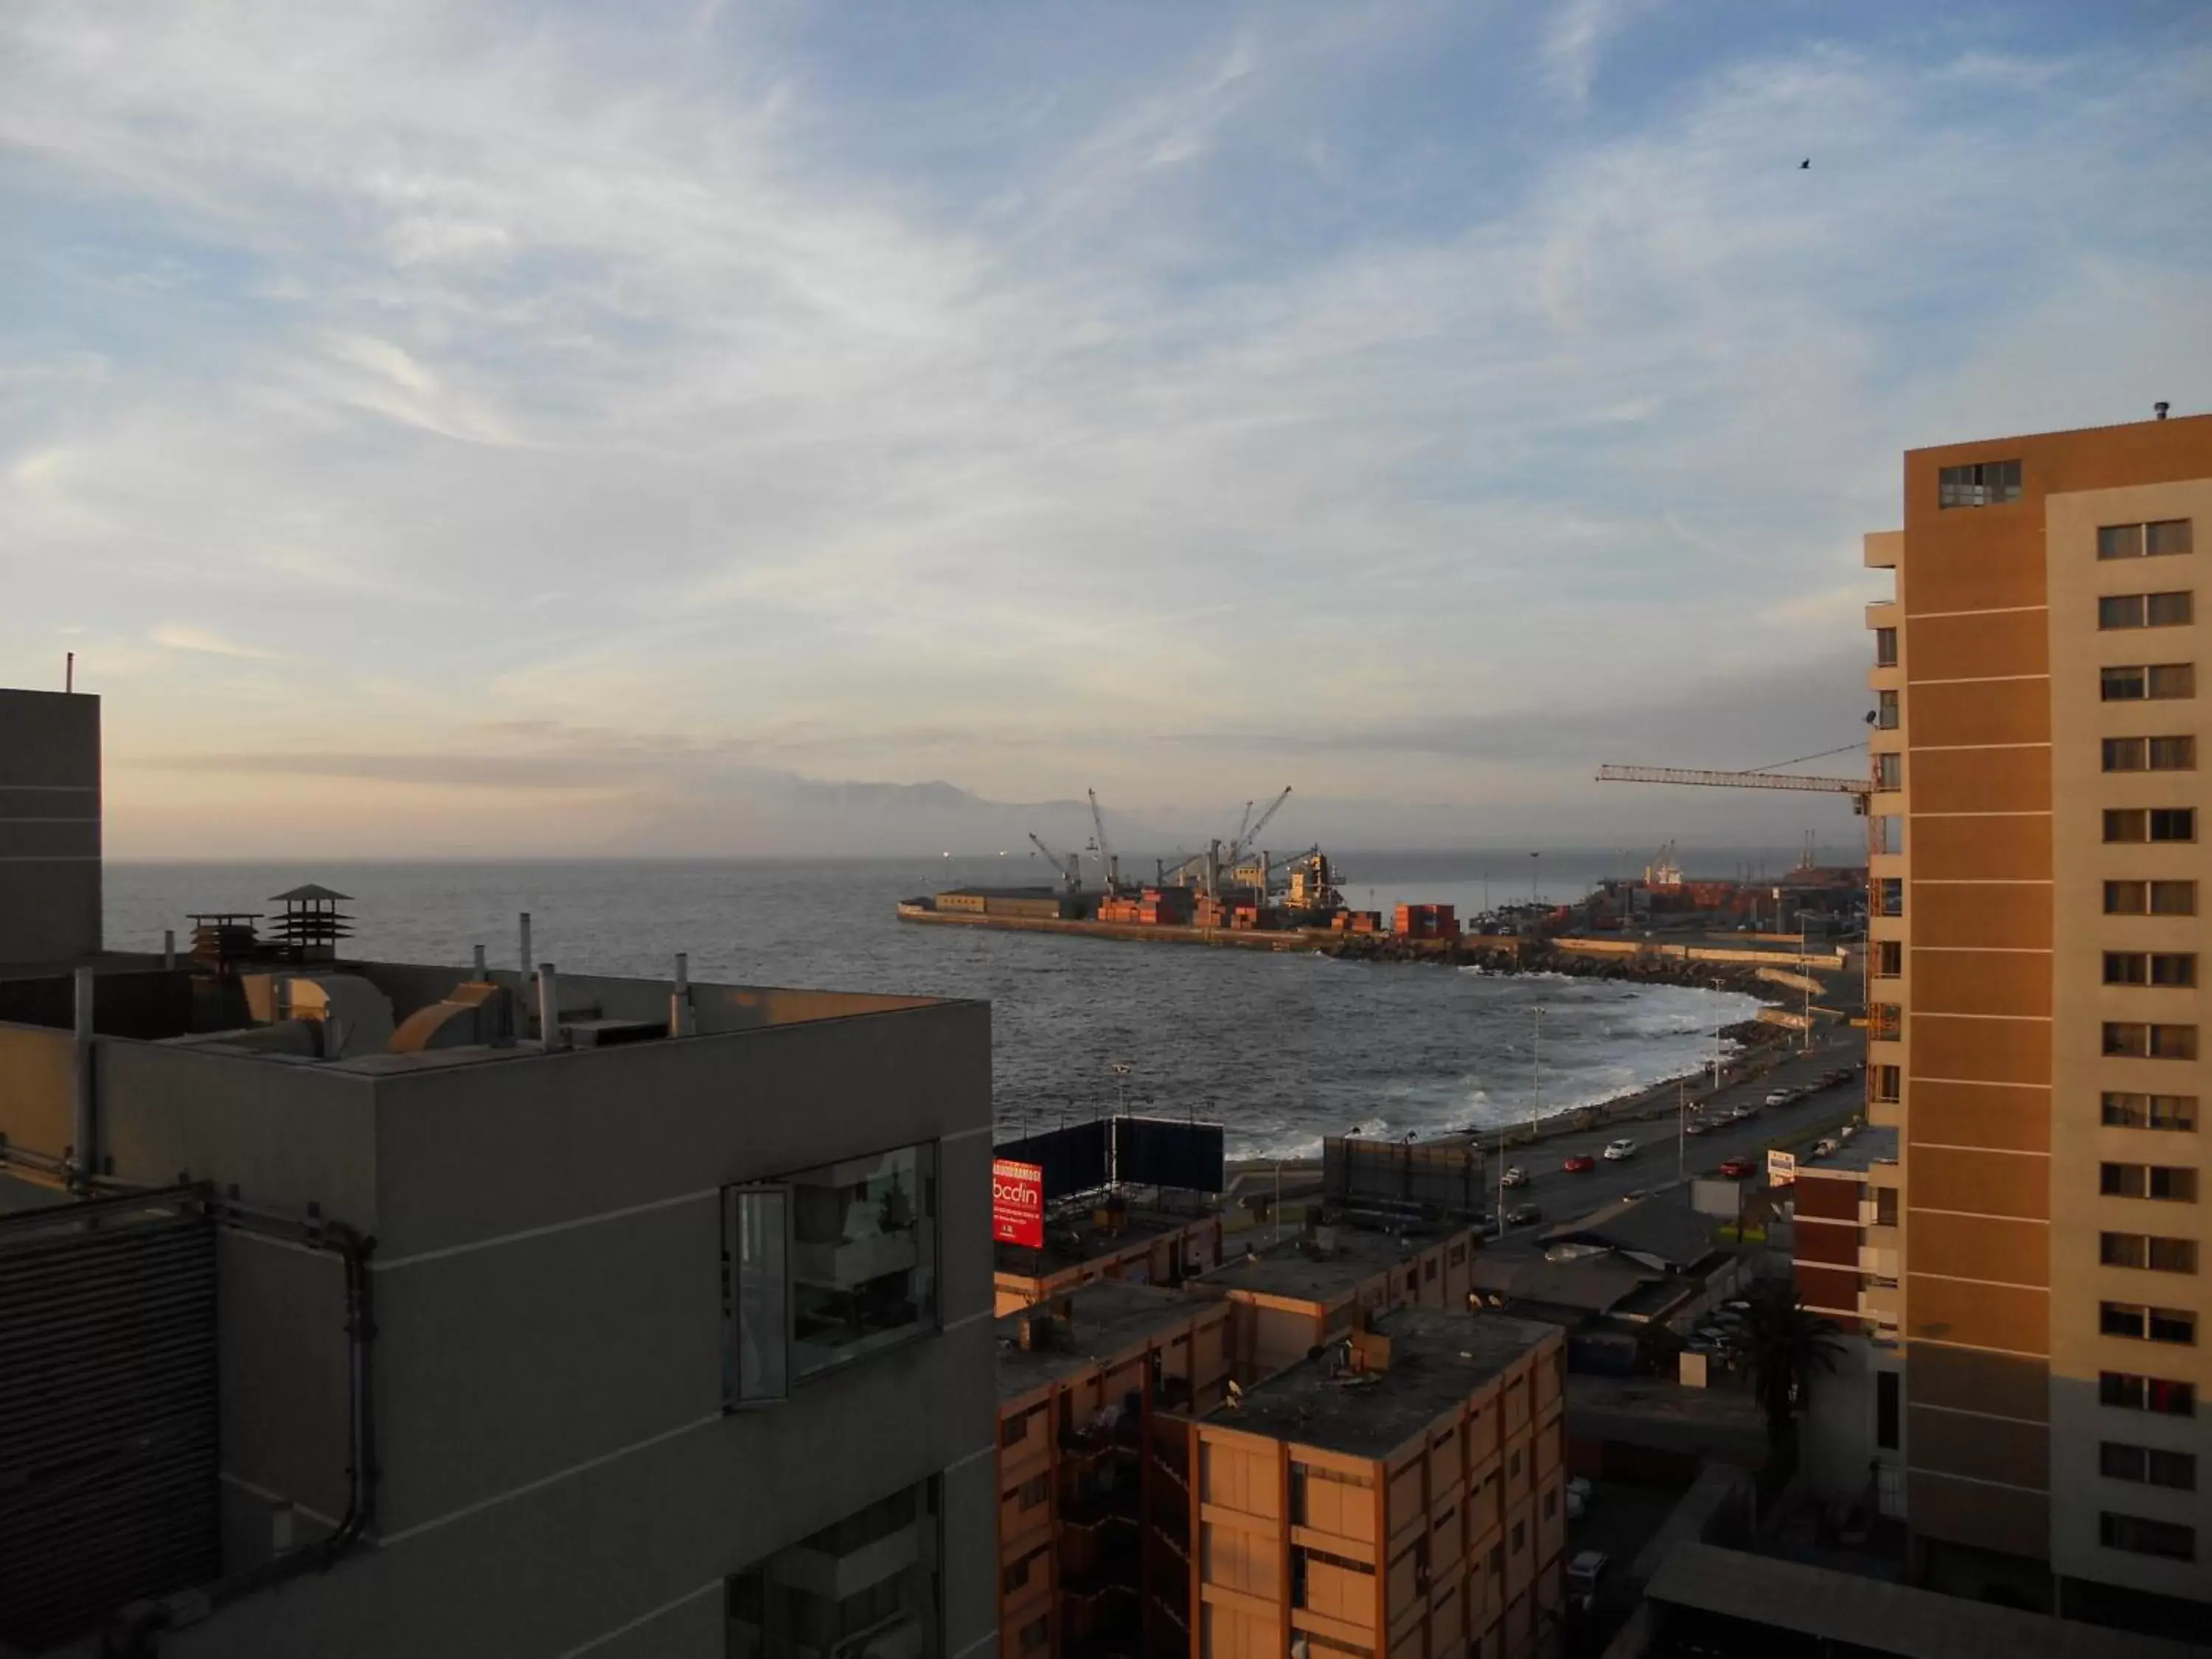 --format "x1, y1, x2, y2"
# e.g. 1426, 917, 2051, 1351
1865, 414, 2212, 1612
0, 957, 998, 1659
0, 689, 101, 964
